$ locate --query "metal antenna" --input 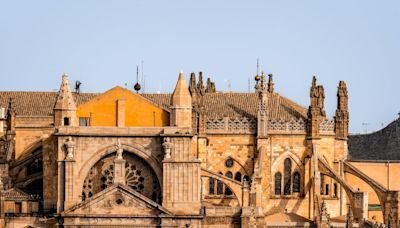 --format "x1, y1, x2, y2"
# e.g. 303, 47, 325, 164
141, 61, 144, 93
136, 65, 139, 83
362, 122, 371, 133
257, 58, 260, 76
